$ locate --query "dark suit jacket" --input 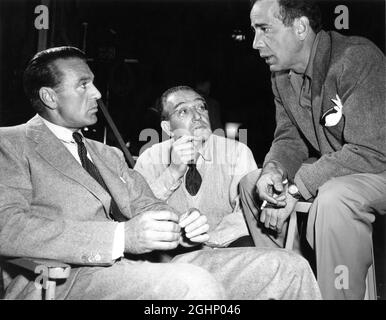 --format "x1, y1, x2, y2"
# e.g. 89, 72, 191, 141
0, 115, 172, 298
265, 30, 386, 198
